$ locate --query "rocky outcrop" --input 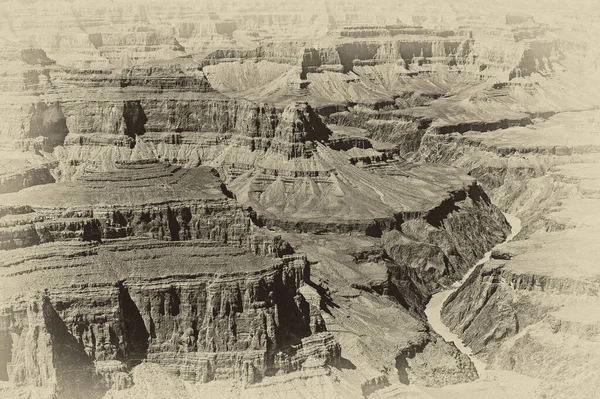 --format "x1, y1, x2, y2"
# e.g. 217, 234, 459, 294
0, 167, 55, 194
0, 159, 343, 396
120, 62, 214, 92
5, 2, 597, 397
3, 296, 105, 399
1, 254, 338, 392
275, 102, 331, 143
0, 163, 253, 248
418, 109, 600, 398
395, 337, 478, 387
